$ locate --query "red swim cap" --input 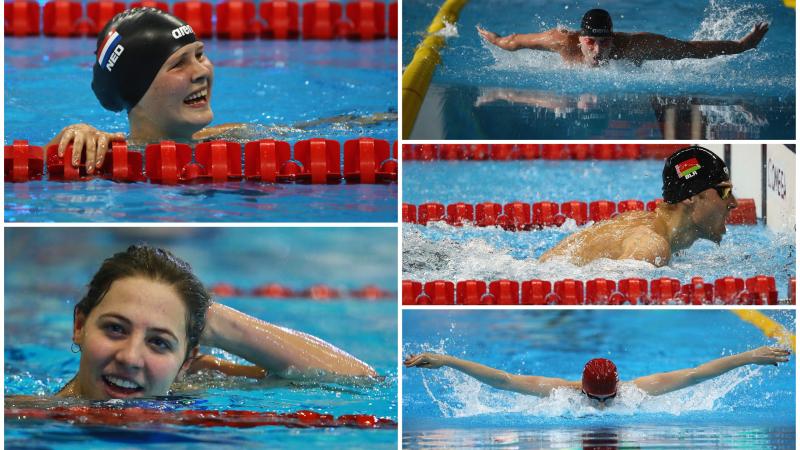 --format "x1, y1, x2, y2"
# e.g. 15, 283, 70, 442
582, 358, 618, 396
